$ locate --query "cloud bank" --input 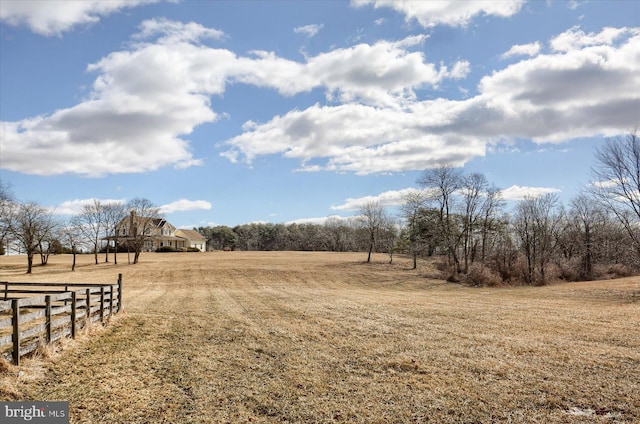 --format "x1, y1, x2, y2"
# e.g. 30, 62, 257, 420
1, 18, 638, 178
1, 20, 468, 176
223, 26, 640, 174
